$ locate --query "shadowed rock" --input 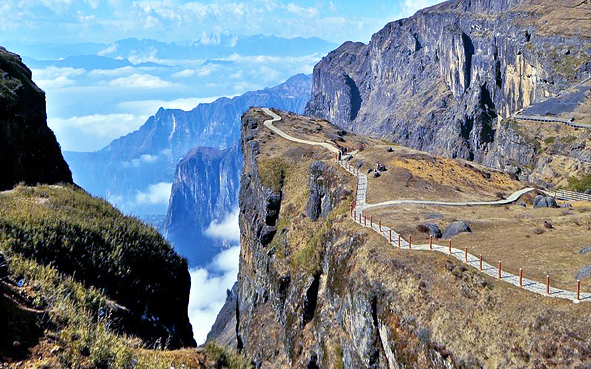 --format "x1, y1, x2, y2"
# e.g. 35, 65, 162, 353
443, 221, 472, 239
